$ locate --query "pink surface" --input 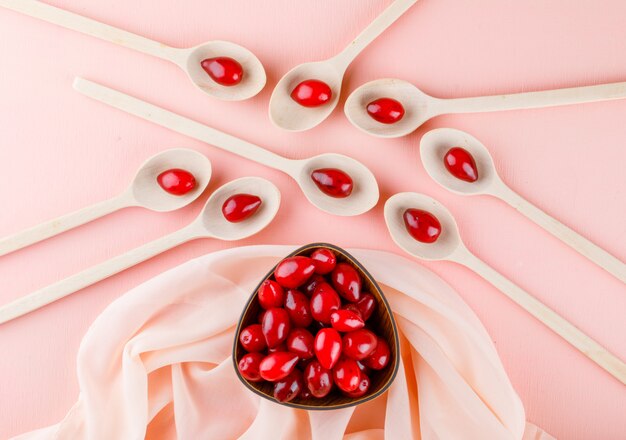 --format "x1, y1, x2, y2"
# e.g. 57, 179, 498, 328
0, 0, 624, 439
